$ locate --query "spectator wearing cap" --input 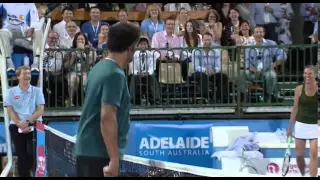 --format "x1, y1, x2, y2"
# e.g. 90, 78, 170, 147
81, 6, 109, 48
300, 3, 318, 44
129, 36, 161, 105
245, 26, 287, 103
53, 6, 80, 43
141, 4, 165, 41
250, 3, 282, 42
